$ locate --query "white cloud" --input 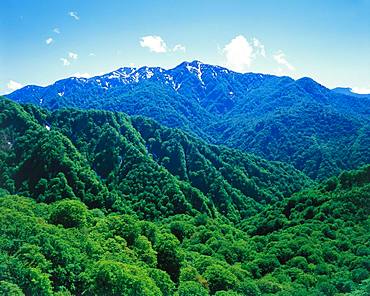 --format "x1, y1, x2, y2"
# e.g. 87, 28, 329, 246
60, 52, 77, 66
140, 35, 167, 53
222, 35, 267, 72
351, 87, 370, 94
46, 37, 53, 45
173, 44, 186, 52
68, 52, 78, 60
72, 72, 91, 78
273, 50, 295, 71
7, 80, 23, 91
89, 53, 96, 56
222, 35, 254, 72
60, 58, 70, 66
53, 28, 60, 34
68, 11, 80, 20
253, 38, 265, 57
